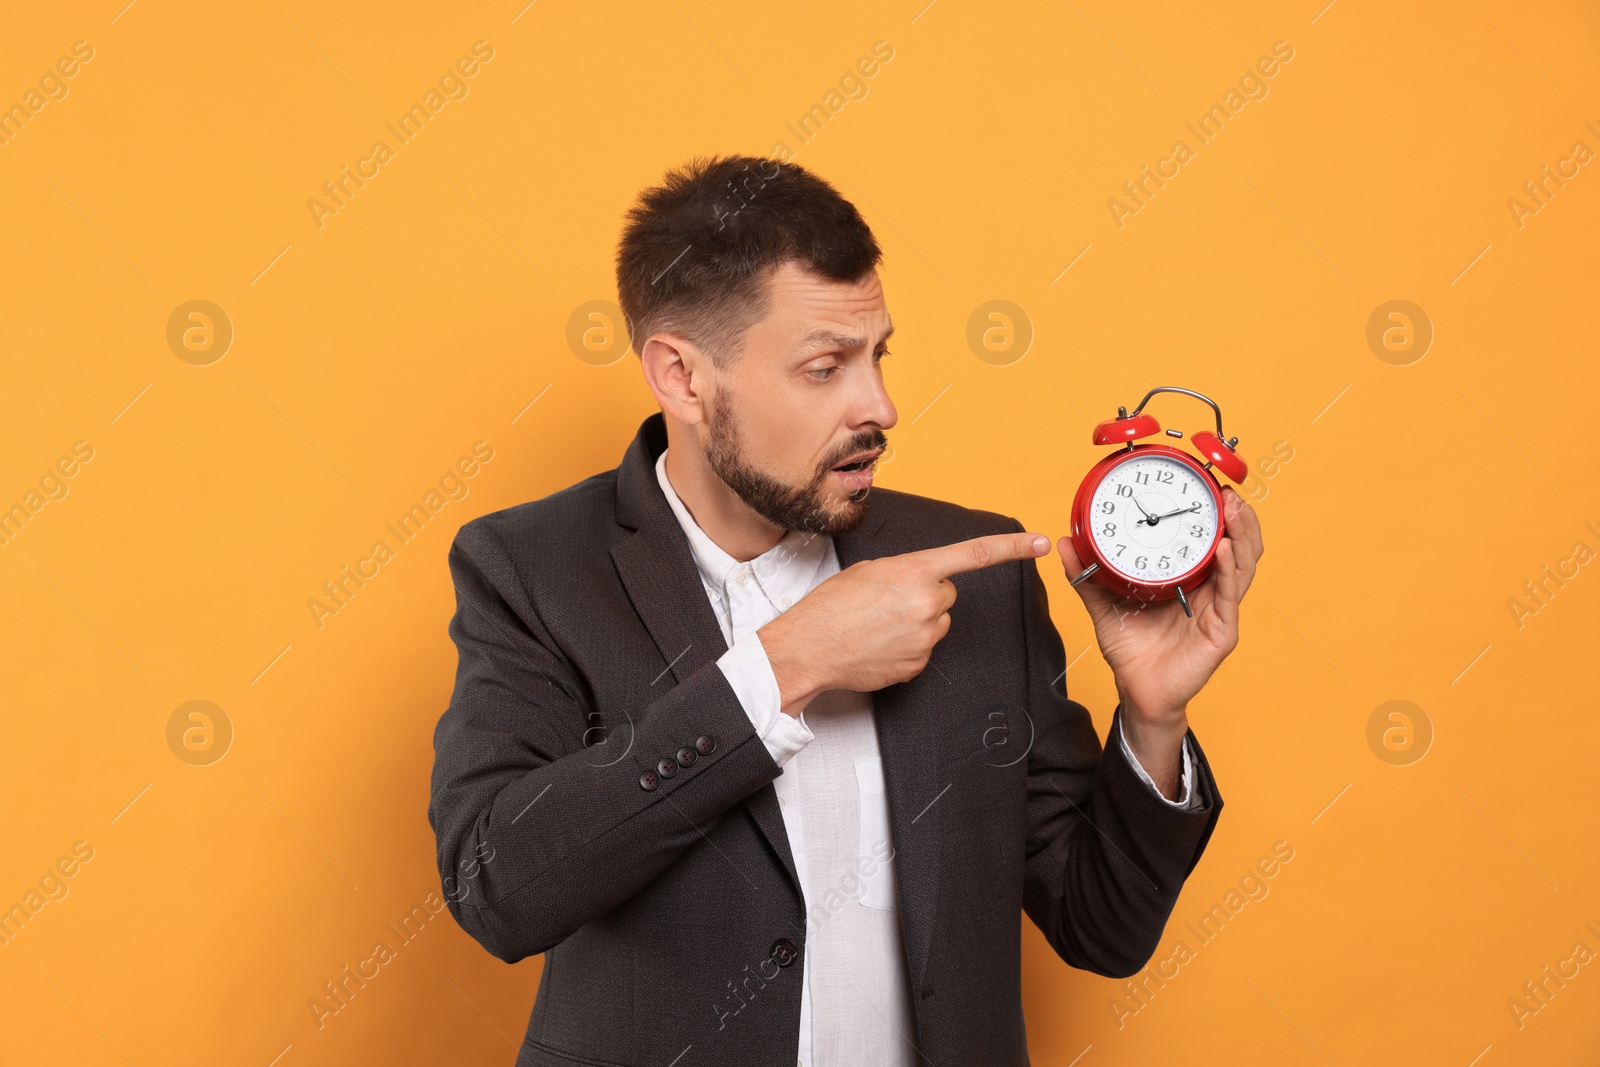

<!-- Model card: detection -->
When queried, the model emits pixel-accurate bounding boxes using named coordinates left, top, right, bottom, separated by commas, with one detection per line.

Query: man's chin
left=811, top=490, right=871, bottom=535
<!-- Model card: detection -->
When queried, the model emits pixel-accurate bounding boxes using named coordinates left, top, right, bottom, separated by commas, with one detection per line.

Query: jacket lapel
left=609, top=413, right=805, bottom=897
left=609, top=412, right=946, bottom=994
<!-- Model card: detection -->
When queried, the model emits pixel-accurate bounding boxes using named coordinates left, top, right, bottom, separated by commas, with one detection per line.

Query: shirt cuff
left=1117, top=714, right=1201, bottom=810
left=716, top=630, right=814, bottom=768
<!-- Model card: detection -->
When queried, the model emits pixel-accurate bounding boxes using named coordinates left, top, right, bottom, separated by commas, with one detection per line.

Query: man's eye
left=875, top=348, right=891, bottom=361
left=807, top=367, right=839, bottom=382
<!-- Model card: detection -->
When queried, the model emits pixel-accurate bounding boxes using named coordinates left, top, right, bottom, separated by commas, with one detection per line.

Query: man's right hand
left=757, top=531, right=1052, bottom=717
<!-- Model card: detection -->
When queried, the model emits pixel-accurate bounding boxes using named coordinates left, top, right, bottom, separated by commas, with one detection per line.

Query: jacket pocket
left=853, top=756, right=898, bottom=911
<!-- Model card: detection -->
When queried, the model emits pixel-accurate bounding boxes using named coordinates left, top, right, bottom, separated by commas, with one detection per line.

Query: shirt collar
left=654, top=447, right=830, bottom=609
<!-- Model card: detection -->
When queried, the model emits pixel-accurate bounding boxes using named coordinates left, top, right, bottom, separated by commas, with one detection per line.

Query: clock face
left=1087, top=453, right=1219, bottom=584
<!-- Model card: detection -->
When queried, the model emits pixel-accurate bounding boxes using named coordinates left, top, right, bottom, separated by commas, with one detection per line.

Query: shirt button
left=736, top=570, right=750, bottom=586
left=779, top=595, right=792, bottom=609
left=778, top=796, right=786, bottom=810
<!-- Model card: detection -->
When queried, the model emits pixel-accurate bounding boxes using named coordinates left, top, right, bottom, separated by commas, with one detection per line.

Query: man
left=429, top=154, right=1263, bottom=1066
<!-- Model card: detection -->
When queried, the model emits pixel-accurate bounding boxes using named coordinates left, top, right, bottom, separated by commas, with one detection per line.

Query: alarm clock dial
left=1088, top=454, right=1219, bottom=585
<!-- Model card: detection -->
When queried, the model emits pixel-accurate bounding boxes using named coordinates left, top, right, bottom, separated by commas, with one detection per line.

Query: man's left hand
left=1056, top=486, right=1264, bottom=793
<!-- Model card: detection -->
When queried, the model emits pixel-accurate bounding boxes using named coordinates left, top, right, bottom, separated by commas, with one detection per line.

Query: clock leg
left=1175, top=585, right=1193, bottom=618
left=1069, top=562, right=1100, bottom=587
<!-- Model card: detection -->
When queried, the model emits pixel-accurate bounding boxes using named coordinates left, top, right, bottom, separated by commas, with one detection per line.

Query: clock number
left=1135, top=472, right=1150, bottom=485
left=1114, top=544, right=1126, bottom=557
left=1190, top=524, right=1204, bottom=538
left=1157, top=470, right=1173, bottom=484
left=1178, top=544, right=1189, bottom=558
left=1102, top=522, right=1116, bottom=536
left=1099, top=501, right=1115, bottom=515
left=1135, top=555, right=1147, bottom=569
left=1158, top=555, right=1170, bottom=569
left=1116, top=484, right=1132, bottom=497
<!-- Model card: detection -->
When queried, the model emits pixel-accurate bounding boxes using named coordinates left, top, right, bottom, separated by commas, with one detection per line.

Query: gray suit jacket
left=428, top=411, right=1223, bottom=1066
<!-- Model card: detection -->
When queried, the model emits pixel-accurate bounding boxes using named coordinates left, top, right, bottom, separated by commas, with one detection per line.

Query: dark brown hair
left=615, top=154, right=882, bottom=367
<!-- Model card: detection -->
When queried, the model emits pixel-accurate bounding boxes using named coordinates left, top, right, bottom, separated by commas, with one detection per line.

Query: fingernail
left=1031, top=535, right=1049, bottom=553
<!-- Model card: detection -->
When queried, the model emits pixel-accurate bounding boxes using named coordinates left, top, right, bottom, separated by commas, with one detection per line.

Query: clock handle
left=1126, top=385, right=1248, bottom=482
left=1127, top=385, right=1235, bottom=447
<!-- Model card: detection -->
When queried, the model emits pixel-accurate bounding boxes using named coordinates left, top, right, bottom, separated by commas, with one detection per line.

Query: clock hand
left=1131, top=496, right=1157, bottom=524
left=1147, top=501, right=1203, bottom=524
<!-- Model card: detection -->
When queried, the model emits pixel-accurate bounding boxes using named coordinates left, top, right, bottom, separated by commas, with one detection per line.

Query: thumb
left=1057, top=536, right=1118, bottom=620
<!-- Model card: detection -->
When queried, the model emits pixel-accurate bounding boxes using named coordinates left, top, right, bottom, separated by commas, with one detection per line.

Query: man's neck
left=663, top=444, right=786, bottom=564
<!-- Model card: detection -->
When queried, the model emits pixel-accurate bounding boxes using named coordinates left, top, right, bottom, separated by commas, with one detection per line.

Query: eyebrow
left=794, top=323, right=895, bottom=356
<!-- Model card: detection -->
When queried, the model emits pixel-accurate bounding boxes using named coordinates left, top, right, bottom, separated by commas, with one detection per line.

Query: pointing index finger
left=909, top=532, right=1052, bottom=579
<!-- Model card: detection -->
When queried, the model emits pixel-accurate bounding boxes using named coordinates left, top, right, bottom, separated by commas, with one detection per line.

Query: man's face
left=701, top=261, right=898, bottom=536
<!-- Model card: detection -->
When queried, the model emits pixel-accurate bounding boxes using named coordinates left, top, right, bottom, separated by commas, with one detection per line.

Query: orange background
left=3, top=1, right=1598, bottom=1063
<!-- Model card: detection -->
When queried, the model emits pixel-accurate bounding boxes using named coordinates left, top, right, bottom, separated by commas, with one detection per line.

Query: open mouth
left=831, top=448, right=882, bottom=474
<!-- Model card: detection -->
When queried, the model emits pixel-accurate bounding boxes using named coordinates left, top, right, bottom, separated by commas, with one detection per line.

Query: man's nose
left=853, top=362, right=897, bottom=431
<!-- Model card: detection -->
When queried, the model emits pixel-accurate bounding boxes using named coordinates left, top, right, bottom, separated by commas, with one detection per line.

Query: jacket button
left=676, top=746, right=697, bottom=767
left=657, top=757, right=678, bottom=778
left=639, top=770, right=659, bottom=791
left=695, top=735, right=716, bottom=755
left=769, top=937, right=800, bottom=967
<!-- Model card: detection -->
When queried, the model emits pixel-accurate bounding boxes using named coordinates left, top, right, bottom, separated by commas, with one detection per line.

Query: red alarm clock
left=1069, top=386, right=1248, bottom=617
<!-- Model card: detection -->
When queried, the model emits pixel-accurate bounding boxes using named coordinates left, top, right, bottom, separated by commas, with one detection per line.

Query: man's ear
left=640, top=333, right=712, bottom=427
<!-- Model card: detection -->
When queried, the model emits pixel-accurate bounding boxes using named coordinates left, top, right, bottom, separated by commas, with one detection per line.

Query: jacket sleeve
left=428, top=519, right=784, bottom=964
left=1011, top=519, right=1224, bottom=979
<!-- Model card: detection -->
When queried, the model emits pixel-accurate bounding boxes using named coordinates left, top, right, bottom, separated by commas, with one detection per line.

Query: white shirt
left=654, top=449, right=1197, bottom=1065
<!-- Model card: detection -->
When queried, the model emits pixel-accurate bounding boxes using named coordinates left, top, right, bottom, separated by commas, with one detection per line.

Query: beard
left=704, top=393, right=886, bottom=536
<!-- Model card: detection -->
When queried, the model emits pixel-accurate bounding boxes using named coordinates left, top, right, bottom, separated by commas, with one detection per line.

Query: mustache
left=819, top=430, right=888, bottom=475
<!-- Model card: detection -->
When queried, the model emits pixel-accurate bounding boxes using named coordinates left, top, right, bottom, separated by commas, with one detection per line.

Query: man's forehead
left=763, top=263, right=891, bottom=345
